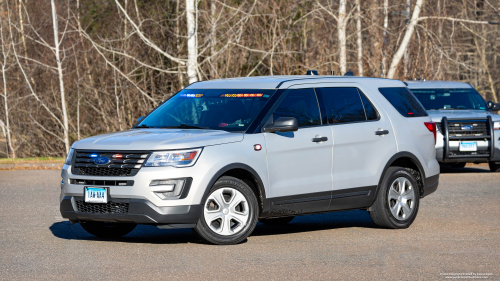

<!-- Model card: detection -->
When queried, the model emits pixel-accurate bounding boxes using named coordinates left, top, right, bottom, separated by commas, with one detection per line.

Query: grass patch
left=0, top=157, right=65, bottom=164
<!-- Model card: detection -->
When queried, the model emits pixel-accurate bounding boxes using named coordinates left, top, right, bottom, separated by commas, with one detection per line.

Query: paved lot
left=0, top=167, right=499, bottom=280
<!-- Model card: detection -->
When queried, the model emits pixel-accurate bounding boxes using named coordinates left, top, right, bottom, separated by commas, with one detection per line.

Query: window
left=410, top=88, right=487, bottom=110
left=273, top=88, right=321, bottom=127
left=359, top=91, right=379, bottom=120
left=378, top=87, right=428, bottom=117
left=316, top=87, right=366, bottom=123
left=138, top=89, right=275, bottom=132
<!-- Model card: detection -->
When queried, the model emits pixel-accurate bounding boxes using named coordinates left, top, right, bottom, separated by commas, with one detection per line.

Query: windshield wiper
left=162, top=124, right=209, bottom=130
left=439, top=108, right=469, bottom=110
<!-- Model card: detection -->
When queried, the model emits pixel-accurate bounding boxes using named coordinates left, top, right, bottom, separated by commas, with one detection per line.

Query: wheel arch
left=201, top=163, right=267, bottom=214
left=376, top=152, right=427, bottom=198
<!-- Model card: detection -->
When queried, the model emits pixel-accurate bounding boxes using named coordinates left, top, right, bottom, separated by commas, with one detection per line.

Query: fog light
left=151, top=179, right=186, bottom=199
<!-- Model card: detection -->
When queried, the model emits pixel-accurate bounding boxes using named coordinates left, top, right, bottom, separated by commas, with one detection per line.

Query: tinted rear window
left=378, top=87, right=428, bottom=117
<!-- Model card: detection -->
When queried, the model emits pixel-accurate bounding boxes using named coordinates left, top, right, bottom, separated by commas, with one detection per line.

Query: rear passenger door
left=315, top=85, right=398, bottom=210
left=264, top=86, right=333, bottom=215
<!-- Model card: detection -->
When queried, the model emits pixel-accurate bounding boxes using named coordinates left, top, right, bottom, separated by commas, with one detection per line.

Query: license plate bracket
left=459, top=142, right=477, bottom=152
left=84, top=187, right=108, bottom=203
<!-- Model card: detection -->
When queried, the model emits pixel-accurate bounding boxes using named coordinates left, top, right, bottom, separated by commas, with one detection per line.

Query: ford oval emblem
left=94, top=157, right=111, bottom=165
left=461, top=125, right=473, bottom=130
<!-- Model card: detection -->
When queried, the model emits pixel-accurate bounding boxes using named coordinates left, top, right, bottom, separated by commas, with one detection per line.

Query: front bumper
left=60, top=196, right=202, bottom=225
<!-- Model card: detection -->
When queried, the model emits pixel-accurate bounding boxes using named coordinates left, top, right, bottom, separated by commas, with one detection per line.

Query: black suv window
left=379, top=87, right=427, bottom=117
left=273, top=88, right=321, bottom=127
left=316, top=87, right=367, bottom=123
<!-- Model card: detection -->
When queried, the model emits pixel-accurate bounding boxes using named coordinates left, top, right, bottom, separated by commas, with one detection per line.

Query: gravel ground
left=0, top=167, right=499, bottom=280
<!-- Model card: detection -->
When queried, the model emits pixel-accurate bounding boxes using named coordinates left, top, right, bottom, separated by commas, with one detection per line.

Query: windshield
left=137, top=89, right=276, bottom=132
left=410, top=88, right=487, bottom=110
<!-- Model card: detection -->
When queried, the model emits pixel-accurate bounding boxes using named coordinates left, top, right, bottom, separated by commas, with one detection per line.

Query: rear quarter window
left=378, top=87, right=428, bottom=117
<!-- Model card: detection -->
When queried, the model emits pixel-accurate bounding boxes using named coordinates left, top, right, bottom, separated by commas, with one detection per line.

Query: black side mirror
left=137, top=116, right=145, bottom=123
left=487, top=101, right=500, bottom=111
left=263, top=117, right=299, bottom=133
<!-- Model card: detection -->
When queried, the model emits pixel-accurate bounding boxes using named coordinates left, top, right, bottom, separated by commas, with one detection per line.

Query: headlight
left=64, top=148, right=75, bottom=165
left=144, top=148, right=202, bottom=167
left=494, top=121, right=500, bottom=130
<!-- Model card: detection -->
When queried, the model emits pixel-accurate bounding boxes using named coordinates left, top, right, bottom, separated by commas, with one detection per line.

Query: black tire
left=194, top=176, right=259, bottom=245
left=450, top=162, right=466, bottom=168
left=80, top=221, right=136, bottom=238
left=259, top=216, right=294, bottom=225
left=489, top=162, right=500, bottom=172
left=369, top=167, right=420, bottom=229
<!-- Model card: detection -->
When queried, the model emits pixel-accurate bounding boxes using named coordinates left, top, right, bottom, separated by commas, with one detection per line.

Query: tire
left=259, top=216, right=294, bottom=226
left=80, top=221, right=136, bottom=238
left=194, top=176, right=259, bottom=245
left=450, top=162, right=466, bottom=168
left=369, top=167, right=420, bottom=229
left=489, top=162, right=500, bottom=172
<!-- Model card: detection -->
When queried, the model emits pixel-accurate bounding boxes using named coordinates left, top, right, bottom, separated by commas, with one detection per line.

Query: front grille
left=442, top=121, right=488, bottom=137
left=72, top=151, right=150, bottom=177
left=75, top=197, right=129, bottom=214
left=70, top=179, right=134, bottom=186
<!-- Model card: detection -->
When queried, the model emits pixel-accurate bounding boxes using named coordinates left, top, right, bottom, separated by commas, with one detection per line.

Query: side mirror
left=263, top=117, right=298, bottom=133
left=487, top=101, right=500, bottom=111
left=137, top=116, right=145, bottom=123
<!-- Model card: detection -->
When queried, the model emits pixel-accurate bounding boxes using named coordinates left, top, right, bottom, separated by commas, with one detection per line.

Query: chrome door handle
left=375, top=130, right=389, bottom=135
left=312, top=137, right=328, bottom=142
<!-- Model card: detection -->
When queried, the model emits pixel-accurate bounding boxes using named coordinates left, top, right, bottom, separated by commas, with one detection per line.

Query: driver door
left=263, top=85, right=333, bottom=215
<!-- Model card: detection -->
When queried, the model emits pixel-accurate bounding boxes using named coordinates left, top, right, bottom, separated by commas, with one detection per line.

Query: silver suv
left=407, top=81, right=500, bottom=172
left=60, top=75, right=440, bottom=245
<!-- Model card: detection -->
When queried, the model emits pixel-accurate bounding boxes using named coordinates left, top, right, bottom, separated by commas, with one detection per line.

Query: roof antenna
left=306, top=70, right=318, bottom=75
left=344, top=71, right=354, bottom=76
left=330, top=70, right=335, bottom=75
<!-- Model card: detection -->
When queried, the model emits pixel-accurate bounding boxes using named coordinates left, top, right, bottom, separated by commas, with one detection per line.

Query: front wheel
left=194, top=176, right=259, bottom=245
left=80, top=221, right=136, bottom=238
left=489, top=162, right=500, bottom=172
left=369, top=167, right=420, bottom=229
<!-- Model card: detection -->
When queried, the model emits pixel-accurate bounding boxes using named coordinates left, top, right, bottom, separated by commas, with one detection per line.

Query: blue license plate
left=84, top=187, right=108, bottom=203
left=459, top=142, right=477, bottom=152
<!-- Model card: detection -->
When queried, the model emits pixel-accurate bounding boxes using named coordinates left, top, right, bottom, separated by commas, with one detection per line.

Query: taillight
left=424, top=122, right=437, bottom=144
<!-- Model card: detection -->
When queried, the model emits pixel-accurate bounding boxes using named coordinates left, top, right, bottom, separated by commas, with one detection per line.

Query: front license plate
left=84, top=187, right=108, bottom=203
left=459, top=142, right=477, bottom=152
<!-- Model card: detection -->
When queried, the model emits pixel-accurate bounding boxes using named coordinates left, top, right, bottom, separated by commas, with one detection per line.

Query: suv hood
left=72, top=129, right=244, bottom=151
left=427, top=110, right=499, bottom=122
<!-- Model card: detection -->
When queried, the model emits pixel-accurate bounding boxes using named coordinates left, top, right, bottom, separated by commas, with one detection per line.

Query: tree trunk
left=403, top=0, right=411, bottom=78
left=186, top=0, right=198, bottom=84
left=381, top=0, right=388, bottom=77
left=338, top=0, right=347, bottom=75
left=387, top=0, right=425, bottom=79
left=51, top=0, right=70, bottom=153
left=356, top=0, right=363, bottom=76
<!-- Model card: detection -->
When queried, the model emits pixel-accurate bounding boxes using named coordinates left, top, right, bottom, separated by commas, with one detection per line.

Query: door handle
left=312, top=136, right=328, bottom=142
left=375, top=130, right=389, bottom=136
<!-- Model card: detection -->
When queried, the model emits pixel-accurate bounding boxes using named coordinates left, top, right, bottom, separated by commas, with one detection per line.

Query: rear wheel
left=489, top=162, right=500, bottom=172
left=194, top=176, right=259, bottom=245
left=80, top=221, right=136, bottom=238
left=259, top=216, right=294, bottom=225
left=369, top=167, right=420, bottom=229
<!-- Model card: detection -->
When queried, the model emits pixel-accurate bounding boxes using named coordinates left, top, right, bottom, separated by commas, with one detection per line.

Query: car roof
left=405, top=80, right=473, bottom=89
left=186, top=75, right=405, bottom=89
